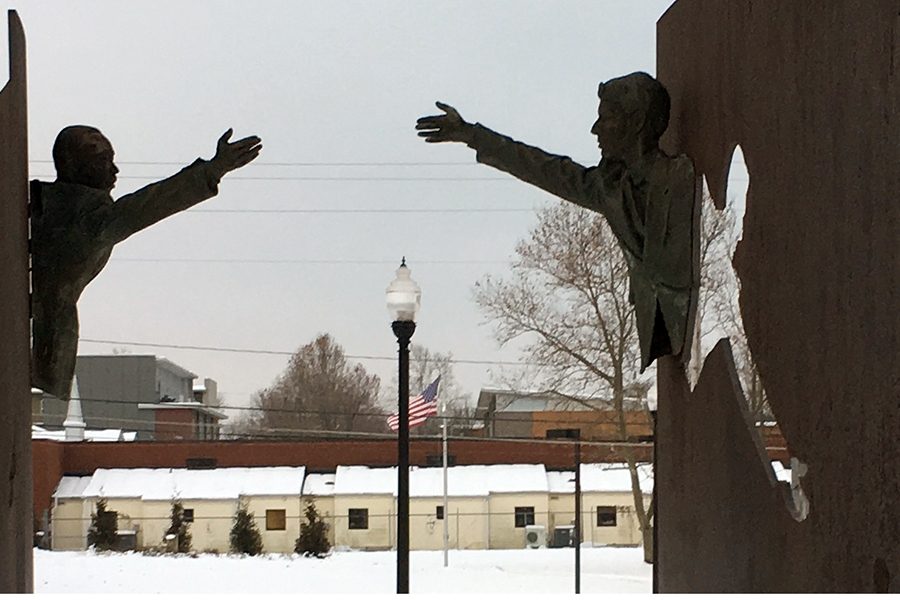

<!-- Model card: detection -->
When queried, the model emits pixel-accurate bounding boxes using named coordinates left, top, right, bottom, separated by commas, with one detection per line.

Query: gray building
left=41, top=355, right=203, bottom=441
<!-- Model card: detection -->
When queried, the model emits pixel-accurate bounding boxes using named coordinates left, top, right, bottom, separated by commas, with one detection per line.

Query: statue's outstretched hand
left=416, top=102, right=473, bottom=144
left=211, top=129, right=262, bottom=176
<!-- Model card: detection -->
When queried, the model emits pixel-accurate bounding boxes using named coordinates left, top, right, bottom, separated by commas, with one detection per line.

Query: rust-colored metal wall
left=0, top=10, right=30, bottom=593
left=656, top=0, right=899, bottom=592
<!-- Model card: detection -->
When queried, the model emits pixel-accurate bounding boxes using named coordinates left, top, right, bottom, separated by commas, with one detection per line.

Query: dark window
left=436, top=506, right=444, bottom=520
left=426, top=454, right=456, bottom=467
left=348, top=508, right=368, bottom=530
left=185, top=457, right=217, bottom=470
left=266, top=509, right=286, bottom=531
left=514, top=506, right=535, bottom=528
left=183, top=508, right=194, bottom=523
left=597, top=506, right=617, bottom=527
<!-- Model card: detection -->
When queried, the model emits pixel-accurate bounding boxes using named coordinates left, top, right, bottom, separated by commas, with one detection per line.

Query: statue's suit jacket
left=468, top=124, right=695, bottom=372
left=31, top=159, right=222, bottom=399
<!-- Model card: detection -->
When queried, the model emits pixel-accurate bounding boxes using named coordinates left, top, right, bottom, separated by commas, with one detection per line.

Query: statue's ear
left=597, top=82, right=606, bottom=98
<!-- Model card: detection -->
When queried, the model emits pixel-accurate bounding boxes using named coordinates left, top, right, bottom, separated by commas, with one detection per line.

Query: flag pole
left=442, top=396, right=449, bottom=567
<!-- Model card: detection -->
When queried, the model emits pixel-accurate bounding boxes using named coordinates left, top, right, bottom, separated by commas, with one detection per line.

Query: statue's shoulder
left=31, top=181, right=112, bottom=227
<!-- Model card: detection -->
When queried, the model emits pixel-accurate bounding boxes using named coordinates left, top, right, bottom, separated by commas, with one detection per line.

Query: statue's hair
left=52, top=125, right=103, bottom=175
left=597, top=72, right=670, bottom=142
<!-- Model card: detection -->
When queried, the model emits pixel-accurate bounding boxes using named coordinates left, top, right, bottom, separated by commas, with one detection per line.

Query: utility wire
left=78, top=338, right=543, bottom=366
left=52, top=394, right=650, bottom=429
left=185, top=208, right=535, bottom=214
left=31, top=174, right=512, bottom=182
left=29, top=159, right=477, bottom=167
left=108, top=258, right=510, bottom=265
left=36, top=410, right=655, bottom=449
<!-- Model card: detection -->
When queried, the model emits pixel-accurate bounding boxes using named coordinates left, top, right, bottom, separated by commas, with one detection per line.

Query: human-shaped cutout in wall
left=417, top=72, right=696, bottom=373
left=690, top=146, right=808, bottom=521
left=31, top=127, right=262, bottom=400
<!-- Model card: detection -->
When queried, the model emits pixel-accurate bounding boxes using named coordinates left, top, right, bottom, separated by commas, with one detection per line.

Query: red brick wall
left=31, top=441, right=65, bottom=525
left=152, top=408, right=196, bottom=441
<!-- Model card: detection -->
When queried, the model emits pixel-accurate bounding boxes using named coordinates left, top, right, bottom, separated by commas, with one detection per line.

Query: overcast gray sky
left=5, top=1, right=749, bottom=421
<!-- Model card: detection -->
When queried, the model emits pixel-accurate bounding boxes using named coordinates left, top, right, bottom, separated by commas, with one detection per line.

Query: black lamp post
left=386, top=258, right=420, bottom=594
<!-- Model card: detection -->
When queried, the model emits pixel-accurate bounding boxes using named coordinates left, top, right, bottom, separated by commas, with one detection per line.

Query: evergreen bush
left=294, top=500, right=331, bottom=558
left=164, top=500, right=192, bottom=553
left=229, top=501, right=263, bottom=555
left=87, top=498, right=118, bottom=551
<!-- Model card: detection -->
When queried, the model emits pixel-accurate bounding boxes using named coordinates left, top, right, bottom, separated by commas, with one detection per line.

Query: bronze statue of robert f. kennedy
left=417, top=72, right=695, bottom=372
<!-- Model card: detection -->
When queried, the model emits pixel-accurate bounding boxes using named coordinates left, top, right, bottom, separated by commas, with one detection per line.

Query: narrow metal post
left=574, top=435, right=581, bottom=595
left=546, top=428, right=581, bottom=594
left=392, top=320, right=415, bottom=594
left=442, top=401, right=449, bottom=567
left=651, top=408, right=658, bottom=594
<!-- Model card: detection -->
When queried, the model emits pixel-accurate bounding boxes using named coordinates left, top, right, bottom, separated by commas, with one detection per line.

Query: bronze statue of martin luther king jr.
left=31, top=127, right=261, bottom=400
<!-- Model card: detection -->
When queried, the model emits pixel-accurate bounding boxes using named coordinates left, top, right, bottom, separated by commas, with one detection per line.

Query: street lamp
left=386, top=257, right=420, bottom=594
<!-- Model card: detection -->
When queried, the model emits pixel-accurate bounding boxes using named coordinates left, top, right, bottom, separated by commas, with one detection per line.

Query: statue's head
left=52, top=125, right=119, bottom=192
left=591, top=72, right=670, bottom=161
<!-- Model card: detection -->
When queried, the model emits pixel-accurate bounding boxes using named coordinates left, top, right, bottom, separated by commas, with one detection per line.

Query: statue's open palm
left=212, top=129, right=262, bottom=175
left=416, top=102, right=471, bottom=144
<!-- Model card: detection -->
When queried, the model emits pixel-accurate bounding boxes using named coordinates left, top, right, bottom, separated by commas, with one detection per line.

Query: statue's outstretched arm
left=417, top=102, right=623, bottom=213
left=100, top=130, right=262, bottom=244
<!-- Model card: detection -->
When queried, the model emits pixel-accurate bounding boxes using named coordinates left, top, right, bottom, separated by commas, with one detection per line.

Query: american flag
left=387, top=376, right=440, bottom=431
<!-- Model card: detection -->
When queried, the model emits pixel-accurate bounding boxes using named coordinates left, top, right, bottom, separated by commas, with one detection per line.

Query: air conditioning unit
left=549, top=525, right=575, bottom=548
left=524, top=524, right=546, bottom=549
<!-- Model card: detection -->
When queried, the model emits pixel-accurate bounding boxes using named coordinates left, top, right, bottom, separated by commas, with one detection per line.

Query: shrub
left=229, top=501, right=263, bottom=555
left=165, top=500, right=192, bottom=553
left=294, top=500, right=331, bottom=558
left=87, top=498, right=118, bottom=551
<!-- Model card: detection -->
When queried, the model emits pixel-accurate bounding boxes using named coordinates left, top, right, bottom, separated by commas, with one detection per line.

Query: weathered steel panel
left=656, top=0, right=899, bottom=592
left=0, top=9, right=31, bottom=594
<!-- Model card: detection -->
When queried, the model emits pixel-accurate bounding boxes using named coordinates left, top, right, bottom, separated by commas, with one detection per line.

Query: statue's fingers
left=435, top=101, right=459, bottom=117
left=416, top=117, right=436, bottom=127
left=232, top=135, right=262, bottom=147
left=218, top=128, right=234, bottom=145
left=231, top=148, right=262, bottom=169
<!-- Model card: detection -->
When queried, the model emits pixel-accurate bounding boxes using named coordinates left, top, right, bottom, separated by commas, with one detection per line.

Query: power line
left=186, top=208, right=534, bottom=214
left=29, top=159, right=477, bottom=167
left=108, top=258, right=509, bottom=265
left=51, top=394, right=648, bottom=429
left=31, top=174, right=512, bottom=182
left=78, top=338, right=538, bottom=366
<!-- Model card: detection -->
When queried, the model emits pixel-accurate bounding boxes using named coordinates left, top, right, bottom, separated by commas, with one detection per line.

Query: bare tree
left=692, top=193, right=770, bottom=422
left=473, top=202, right=654, bottom=559
left=382, top=344, right=474, bottom=436
left=248, top=334, right=385, bottom=438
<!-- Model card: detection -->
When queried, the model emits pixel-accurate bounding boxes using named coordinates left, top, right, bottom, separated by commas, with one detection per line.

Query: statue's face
left=70, top=131, right=119, bottom=192
left=590, top=98, right=634, bottom=161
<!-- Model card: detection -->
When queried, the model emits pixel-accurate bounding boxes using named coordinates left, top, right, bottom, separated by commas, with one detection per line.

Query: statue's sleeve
left=467, top=123, right=624, bottom=213
left=97, top=159, right=222, bottom=245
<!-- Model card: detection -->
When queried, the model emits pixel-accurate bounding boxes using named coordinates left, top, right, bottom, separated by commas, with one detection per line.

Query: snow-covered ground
left=34, top=547, right=651, bottom=594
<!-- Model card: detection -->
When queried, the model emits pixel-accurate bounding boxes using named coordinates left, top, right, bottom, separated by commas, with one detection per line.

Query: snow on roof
left=412, top=464, right=549, bottom=497
left=333, top=466, right=397, bottom=495
left=302, top=473, right=336, bottom=496
left=771, top=461, right=791, bottom=483
left=53, top=476, right=92, bottom=499
left=548, top=464, right=654, bottom=494
left=334, top=464, right=549, bottom=497
left=32, top=427, right=135, bottom=442
left=78, top=467, right=306, bottom=501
